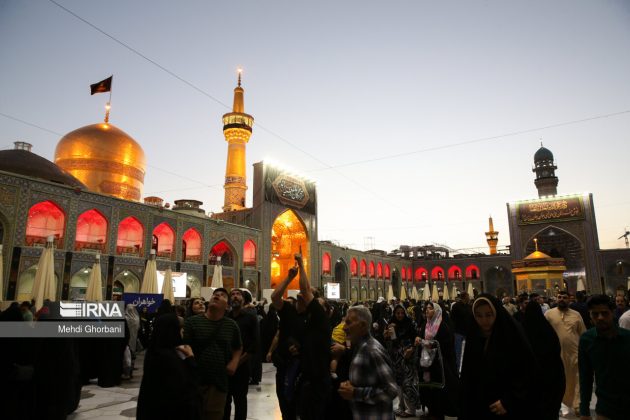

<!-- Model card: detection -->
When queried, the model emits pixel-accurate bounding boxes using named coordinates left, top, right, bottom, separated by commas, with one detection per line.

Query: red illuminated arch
left=75, top=209, right=107, bottom=252
left=401, top=268, right=407, bottom=281
left=152, top=222, right=175, bottom=258
left=406, top=267, right=412, bottom=282
left=448, top=265, right=462, bottom=280
left=210, top=240, right=235, bottom=267
left=182, top=228, right=202, bottom=262
left=26, top=200, right=66, bottom=246
left=243, top=240, right=256, bottom=267
left=431, top=266, right=445, bottom=281
left=322, top=252, right=331, bottom=274
left=360, top=260, right=367, bottom=277
left=377, top=262, right=383, bottom=278
left=415, top=267, right=428, bottom=281
left=117, top=217, right=144, bottom=255
left=350, top=258, right=358, bottom=276
left=466, top=264, right=480, bottom=279
left=369, top=261, right=375, bottom=278
left=384, top=264, right=391, bottom=279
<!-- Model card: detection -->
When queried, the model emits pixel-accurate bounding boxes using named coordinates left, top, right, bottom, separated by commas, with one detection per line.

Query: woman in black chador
left=459, top=294, right=541, bottom=420
left=385, top=304, right=419, bottom=417
left=522, top=300, right=565, bottom=420
left=137, top=313, right=200, bottom=420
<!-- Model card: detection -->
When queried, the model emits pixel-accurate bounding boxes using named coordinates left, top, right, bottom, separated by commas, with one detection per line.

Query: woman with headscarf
left=137, top=313, right=201, bottom=420
left=385, top=304, right=419, bottom=417
left=186, top=297, right=206, bottom=318
left=522, top=300, right=565, bottom=420
left=460, top=294, right=541, bottom=420
left=416, top=301, right=459, bottom=419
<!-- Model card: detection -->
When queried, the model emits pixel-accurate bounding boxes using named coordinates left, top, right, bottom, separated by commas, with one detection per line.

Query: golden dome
left=54, top=123, right=146, bottom=201
left=524, top=250, right=552, bottom=260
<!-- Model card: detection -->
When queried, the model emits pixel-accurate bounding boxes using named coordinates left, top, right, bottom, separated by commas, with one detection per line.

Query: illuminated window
left=351, top=258, right=358, bottom=276
left=210, top=241, right=234, bottom=267
left=360, top=260, right=367, bottom=277
left=152, top=223, right=175, bottom=259
left=431, top=266, right=445, bottom=281
left=407, top=267, right=412, bottom=281
left=369, top=261, right=375, bottom=278
left=75, top=209, right=107, bottom=252
left=377, top=262, right=383, bottom=278
left=466, top=264, right=480, bottom=280
left=243, top=240, right=257, bottom=267
left=322, top=253, right=331, bottom=274
left=182, top=228, right=202, bottom=262
left=384, top=264, right=391, bottom=279
left=402, top=269, right=406, bottom=280
left=448, top=265, right=462, bottom=280
left=415, top=267, right=428, bottom=281
left=117, top=217, right=144, bottom=256
left=26, top=200, right=65, bottom=247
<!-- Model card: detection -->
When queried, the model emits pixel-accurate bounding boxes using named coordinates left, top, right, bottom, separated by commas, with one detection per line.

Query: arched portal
left=182, top=228, right=202, bottom=263
left=69, top=267, right=92, bottom=300
left=75, top=209, right=108, bottom=253
left=334, top=258, right=348, bottom=299
left=152, top=222, right=175, bottom=259
left=113, top=270, right=140, bottom=295
left=16, top=265, right=60, bottom=303
left=26, top=200, right=65, bottom=247
left=270, top=209, right=309, bottom=292
left=117, top=217, right=144, bottom=256
left=391, top=269, right=401, bottom=298
left=243, top=240, right=257, bottom=267
left=526, top=226, right=585, bottom=291
left=209, top=241, right=236, bottom=290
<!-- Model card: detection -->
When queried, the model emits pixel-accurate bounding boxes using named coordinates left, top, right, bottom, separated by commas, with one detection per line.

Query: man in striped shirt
left=339, top=305, right=399, bottom=420
left=184, top=287, right=242, bottom=420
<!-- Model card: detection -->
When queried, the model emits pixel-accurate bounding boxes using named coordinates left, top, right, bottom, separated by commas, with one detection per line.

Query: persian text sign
left=517, top=196, right=584, bottom=225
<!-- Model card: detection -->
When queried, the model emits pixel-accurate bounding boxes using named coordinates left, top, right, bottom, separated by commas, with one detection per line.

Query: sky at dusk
left=1, top=0, right=630, bottom=253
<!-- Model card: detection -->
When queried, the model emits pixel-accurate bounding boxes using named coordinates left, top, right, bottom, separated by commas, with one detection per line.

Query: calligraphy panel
left=517, top=196, right=585, bottom=225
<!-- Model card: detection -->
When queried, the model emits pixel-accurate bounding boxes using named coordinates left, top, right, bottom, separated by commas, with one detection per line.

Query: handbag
left=420, top=346, right=437, bottom=368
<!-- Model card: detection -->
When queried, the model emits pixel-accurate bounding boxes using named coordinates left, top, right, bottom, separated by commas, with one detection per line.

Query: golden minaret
left=485, top=216, right=499, bottom=255
left=221, top=69, right=254, bottom=211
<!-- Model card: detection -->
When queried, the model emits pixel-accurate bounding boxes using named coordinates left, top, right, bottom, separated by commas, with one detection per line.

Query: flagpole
left=104, top=77, right=113, bottom=123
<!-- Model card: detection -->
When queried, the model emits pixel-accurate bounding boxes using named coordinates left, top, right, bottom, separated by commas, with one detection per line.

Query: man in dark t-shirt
left=184, top=288, right=241, bottom=420
left=272, top=255, right=331, bottom=420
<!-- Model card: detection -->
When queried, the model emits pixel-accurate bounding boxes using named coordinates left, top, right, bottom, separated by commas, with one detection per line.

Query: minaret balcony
left=222, top=112, right=254, bottom=132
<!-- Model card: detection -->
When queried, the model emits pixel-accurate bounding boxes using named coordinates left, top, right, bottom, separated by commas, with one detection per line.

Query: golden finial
left=104, top=102, right=111, bottom=123
left=534, top=238, right=539, bottom=252
left=237, top=68, right=242, bottom=87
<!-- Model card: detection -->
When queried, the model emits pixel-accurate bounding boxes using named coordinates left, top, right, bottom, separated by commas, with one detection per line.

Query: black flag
left=90, top=76, right=112, bottom=95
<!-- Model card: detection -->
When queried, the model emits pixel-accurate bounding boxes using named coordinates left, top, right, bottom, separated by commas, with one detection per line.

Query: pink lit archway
left=26, top=200, right=65, bottom=246
left=415, top=267, right=428, bottom=281
left=465, top=264, right=480, bottom=279
left=360, top=260, right=367, bottom=277
left=243, top=240, right=256, bottom=267
left=350, top=258, right=358, bottom=276
left=322, top=252, right=331, bottom=274
left=182, top=228, right=202, bottom=262
left=448, top=265, right=462, bottom=280
left=377, top=262, right=383, bottom=278
left=369, top=261, right=375, bottom=278
left=117, top=217, right=143, bottom=255
left=75, top=209, right=107, bottom=252
left=152, top=222, right=175, bottom=258
left=384, top=264, right=391, bottom=279
left=431, top=266, right=445, bottom=281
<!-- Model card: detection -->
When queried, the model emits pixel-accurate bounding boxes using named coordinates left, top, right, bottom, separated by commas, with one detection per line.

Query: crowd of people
left=1, top=256, right=630, bottom=420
